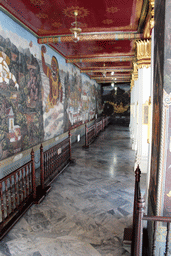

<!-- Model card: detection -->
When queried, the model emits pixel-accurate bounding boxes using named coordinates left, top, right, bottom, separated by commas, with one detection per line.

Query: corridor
left=0, top=125, right=146, bottom=256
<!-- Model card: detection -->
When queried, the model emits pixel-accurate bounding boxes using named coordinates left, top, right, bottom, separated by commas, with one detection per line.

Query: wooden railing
left=0, top=149, right=36, bottom=240
left=0, top=131, right=73, bottom=239
left=96, top=120, right=103, bottom=136
left=83, top=117, right=110, bottom=148
left=124, top=165, right=171, bottom=256
left=40, top=132, right=71, bottom=189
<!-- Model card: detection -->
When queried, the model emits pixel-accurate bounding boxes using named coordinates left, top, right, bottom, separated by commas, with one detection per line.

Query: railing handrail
left=143, top=215, right=171, bottom=222
left=0, top=160, right=32, bottom=182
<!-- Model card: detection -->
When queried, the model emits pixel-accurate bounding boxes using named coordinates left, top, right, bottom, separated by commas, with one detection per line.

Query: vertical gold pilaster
left=131, top=62, right=138, bottom=90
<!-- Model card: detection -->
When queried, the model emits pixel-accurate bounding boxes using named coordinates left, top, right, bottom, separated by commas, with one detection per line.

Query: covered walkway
left=0, top=125, right=146, bottom=256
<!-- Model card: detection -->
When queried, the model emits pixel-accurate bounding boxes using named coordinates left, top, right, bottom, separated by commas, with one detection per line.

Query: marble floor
left=0, top=125, right=146, bottom=256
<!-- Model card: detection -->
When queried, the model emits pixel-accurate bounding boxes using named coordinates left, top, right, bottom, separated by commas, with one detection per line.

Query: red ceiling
left=1, top=0, right=145, bottom=84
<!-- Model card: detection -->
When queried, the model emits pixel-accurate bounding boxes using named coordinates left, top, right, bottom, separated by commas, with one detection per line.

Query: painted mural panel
left=40, top=45, right=64, bottom=140
left=0, top=11, right=102, bottom=161
left=0, top=12, right=44, bottom=160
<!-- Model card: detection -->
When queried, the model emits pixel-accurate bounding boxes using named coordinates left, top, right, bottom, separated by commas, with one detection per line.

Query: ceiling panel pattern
left=1, top=0, right=148, bottom=84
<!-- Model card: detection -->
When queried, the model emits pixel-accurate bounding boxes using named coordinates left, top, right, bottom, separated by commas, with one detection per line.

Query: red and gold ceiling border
left=81, top=68, right=132, bottom=73
left=37, top=32, right=142, bottom=44
left=90, top=75, right=131, bottom=80
left=66, top=56, right=135, bottom=63
left=95, top=78, right=130, bottom=83
left=67, top=52, right=134, bottom=59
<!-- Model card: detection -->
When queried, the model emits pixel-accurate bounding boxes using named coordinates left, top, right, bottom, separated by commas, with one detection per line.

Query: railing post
left=40, top=144, right=44, bottom=190
left=68, top=130, right=72, bottom=161
left=95, top=120, right=97, bottom=136
left=131, top=165, right=141, bottom=255
left=134, top=195, right=145, bottom=256
left=85, top=123, right=88, bottom=147
left=102, top=117, right=105, bottom=131
left=31, top=149, right=36, bottom=200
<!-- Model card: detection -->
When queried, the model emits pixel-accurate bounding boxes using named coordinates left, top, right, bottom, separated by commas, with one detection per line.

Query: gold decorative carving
left=136, top=40, right=151, bottom=68
left=150, top=0, right=155, bottom=30
left=143, top=0, right=155, bottom=38
left=131, top=62, right=138, bottom=90
left=63, top=6, right=89, bottom=18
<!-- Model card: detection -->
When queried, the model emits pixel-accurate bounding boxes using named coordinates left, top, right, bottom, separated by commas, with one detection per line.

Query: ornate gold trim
left=66, top=56, right=134, bottom=63
left=37, top=32, right=142, bottom=43
left=81, top=68, right=132, bottom=73
left=143, top=0, right=155, bottom=38
left=130, top=62, right=138, bottom=90
left=136, top=40, right=151, bottom=68
left=150, top=0, right=155, bottom=30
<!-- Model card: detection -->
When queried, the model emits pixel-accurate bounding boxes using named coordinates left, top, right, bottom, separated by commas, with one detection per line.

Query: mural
left=0, top=35, right=44, bottom=160
left=0, top=11, right=102, bottom=160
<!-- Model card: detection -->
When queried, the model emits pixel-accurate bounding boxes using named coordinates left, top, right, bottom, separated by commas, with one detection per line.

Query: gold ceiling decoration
left=88, top=46, right=103, bottom=52
left=106, top=7, right=120, bottom=14
left=52, top=22, right=62, bottom=28
left=136, top=39, right=151, bottom=68
left=30, top=0, right=44, bottom=6
left=63, top=6, right=89, bottom=18
left=102, top=19, right=113, bottom=25
left=36, top=13, right=48, bottom=19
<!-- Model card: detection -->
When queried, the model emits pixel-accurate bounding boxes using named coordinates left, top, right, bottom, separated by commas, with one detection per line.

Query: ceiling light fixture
left=70, top=10, right=82, bottom=43
left=102, top=63, right=106, bottom=77
left=111, top=82, right=114, bottom=87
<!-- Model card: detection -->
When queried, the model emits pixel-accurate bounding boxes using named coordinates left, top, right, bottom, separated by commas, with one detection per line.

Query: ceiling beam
left=92, top=76, right=131, bottom=80
left=96, top=79, right=130, bottom=83
left=38, top=32, right=142, bottom=44
left=90, top=73, right=131, bottom=77
left=66, top=56, right=134, bottom=63
left=81, top=68, right=132, bottom=73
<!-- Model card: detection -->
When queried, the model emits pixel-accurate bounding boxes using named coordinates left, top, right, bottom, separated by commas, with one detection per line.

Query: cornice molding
left=81, top=68, right=132, bottom=73
left=66, top=56, right=134, bottom=63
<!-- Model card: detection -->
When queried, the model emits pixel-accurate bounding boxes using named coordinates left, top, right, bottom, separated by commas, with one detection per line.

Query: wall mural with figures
left=0, top=11, right=102, bottom=161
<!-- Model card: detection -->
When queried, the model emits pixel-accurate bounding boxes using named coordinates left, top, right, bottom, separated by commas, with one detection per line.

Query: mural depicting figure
left=41, top=45, right=62, bottom=111
left=0, top=51, right=19, bottom=90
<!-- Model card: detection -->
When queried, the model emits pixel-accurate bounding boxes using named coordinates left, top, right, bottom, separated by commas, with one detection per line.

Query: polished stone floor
left=0, top=125, right=146, bottom=256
